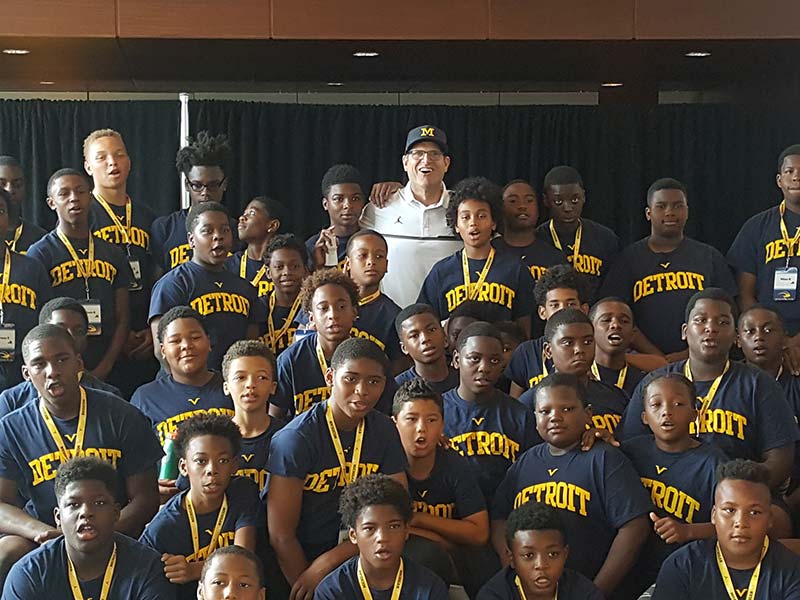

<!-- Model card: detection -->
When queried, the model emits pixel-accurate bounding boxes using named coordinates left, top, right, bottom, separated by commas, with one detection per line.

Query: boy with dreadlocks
left=152, top=131, right=239, bottom=272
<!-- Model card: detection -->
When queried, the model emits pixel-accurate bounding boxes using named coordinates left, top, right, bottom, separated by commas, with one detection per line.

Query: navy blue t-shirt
left=150, top=209, right=240, bottom=272
left=0, top=376, right=123, bottom=417
left=395, top=365, right=459, bottom=396
left=261, top=292, right=302, bottom=356
left=519, top=378, right=628, bottom=435
left=304, top=231, right=351, bottom=270
left=728, top=204, right=800, bottom=335
left=492, top=441, right=651, bottom=579
left=224, top=250, right=273, bottom=298
left=4, top=220, right=48, bottom=255
left=0, top=387, right=162, bottom=525
left=477, top=565, right=604, bottom=600
left=618, top=360, right=799, bottom=462
left=536, top=218, right=620, bottom=301
left=353, top=293, right=402, bottom=361
left=139, top=476, right=261, bottom=600
left=653, top=538, right=800, bottom=600
left=90, top=196, right=156, bottom=330
left=442, top=388, right=539, bottom=502
left=131, top=372, right=234, bottom=446
left=0, top=251, right=51, bottom=387
left=314, top=556, right=449, bottom=600
left=600, top=237, right=737, bottom=354
left=267, top=402, right=407, bottom=560
left=776, top=368, right=800, bottom=489
left=240, top=416, right=285, bottom=494
left=149, top=261, right=265, bottom=371
left=505, top=336, right=552, bottom=391
left=418, top=250, right=535, bottom=323
left=2, top=533, right=173, bottom=600
left=594, top=363, right=646, bottom=400
left=408, top=446, right=486, bottom=520
left=622, top=435, right=726, bottom=571
left=27, top=230, right=132, bottom=370
left=272, top=333, right=395, bottom=417
left=492, top=236, right=566, bottom=283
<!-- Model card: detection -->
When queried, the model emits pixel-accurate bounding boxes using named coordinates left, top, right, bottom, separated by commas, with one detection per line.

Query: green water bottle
left=159, top=433, right=179, bottom=480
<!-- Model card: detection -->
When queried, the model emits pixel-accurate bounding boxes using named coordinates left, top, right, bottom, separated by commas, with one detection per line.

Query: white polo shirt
left=360, top=182, right=463, bottom=307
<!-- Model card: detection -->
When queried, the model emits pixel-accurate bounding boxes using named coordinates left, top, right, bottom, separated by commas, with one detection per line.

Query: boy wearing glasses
left=151, top=131, right=240, bottom=272
left=360, top=125, right=463, bottom=307
left=536, top=165, right=620, bottom=301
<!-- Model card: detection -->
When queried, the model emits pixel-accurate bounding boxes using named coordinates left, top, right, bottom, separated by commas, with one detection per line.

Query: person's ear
left=223, top=381, right=230, bottom=396
left=681, top=323, right=688, bottom=341
left=160, top=343, right=167, bottom=361
left=442, top=156, right=451, bottom=173
left=54, top=506, right=61, bottom=529
left=645, top=206, right=652, bottom=222
left=543, top=342, right=552, bottom=360
left=84, top=160, right=93, bottom=177
left=322, top=197, right=329, bottom=212
left=178, top=457, right=189, bottom=477
left=343, top=257, right=351, bottom=276
left=710, top=504, right=717, bottom=526
left=777, top=172, right=783, bottom=190
left=580, top=303, right=589, bottom=315
left=399, top=340, right=409, bottom=356
left=452, top=348, right=460, bottom=365
left=187, top=231, right=195, bottom=249
left=641, top=411, right=648, bottom=426
left=325, top=367, right=334, bottom=387
left=268, top=218, right=280, bottom=234
left=348, top=527, right=358, bottom=545
left=269, top=379, right=277, bottom=395
left=537, top=305, right=547, bottom=321
left=21, top=364, right=30, bottom=382
left=46, top=196, right=57, bottom=211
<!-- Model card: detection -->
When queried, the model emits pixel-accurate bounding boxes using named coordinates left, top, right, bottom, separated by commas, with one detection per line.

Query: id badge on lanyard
left=0, top=323, right=15, bottom=362
left=774, top=255, right=798, bottom=302
left=80, top=300, right=103, bottom=336
left=128, top=257, right=143, bottom=291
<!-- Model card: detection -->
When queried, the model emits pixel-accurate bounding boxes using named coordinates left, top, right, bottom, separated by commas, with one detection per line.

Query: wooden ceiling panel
left=117, top=0, right=270, bottom=39
left=0, top=0, right=115, bottom=38
left=490, top=0, right=635, bottom=40
left=271, top=0, right=489, bottom=40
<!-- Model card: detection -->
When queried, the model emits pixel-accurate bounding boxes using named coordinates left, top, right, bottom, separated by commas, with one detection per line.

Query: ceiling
left=0, top=37, right=797, bottom=94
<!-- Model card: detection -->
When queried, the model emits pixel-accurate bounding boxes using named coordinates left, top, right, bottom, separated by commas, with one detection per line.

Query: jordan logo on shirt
left=472, top=418, right=484, bottom=426
left=395, top=216, right=403, bottom=224
left=655, top=465, right=668, bottom=474
left=660, top=262, right=670, bottom=269
left=548, top=468, right=558, bottom=476
left=242, top=454, right=254, bottom=462
left=187, top=397, right=200, bottom=405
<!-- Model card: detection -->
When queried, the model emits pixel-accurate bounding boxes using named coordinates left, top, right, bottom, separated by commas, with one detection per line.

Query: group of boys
left=0, top=126, right=799, bottom=600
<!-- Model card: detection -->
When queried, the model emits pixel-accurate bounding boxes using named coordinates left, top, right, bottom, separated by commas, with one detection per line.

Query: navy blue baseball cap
left=404, top=125, right=448, bottom=154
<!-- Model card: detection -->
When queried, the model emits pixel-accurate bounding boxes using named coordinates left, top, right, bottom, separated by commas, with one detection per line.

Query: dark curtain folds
left=1, top=98, right=799, bottom=254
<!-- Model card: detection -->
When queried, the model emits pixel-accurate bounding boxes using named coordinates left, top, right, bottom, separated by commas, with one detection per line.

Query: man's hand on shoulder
left=369, top=181, right=402, bottom=208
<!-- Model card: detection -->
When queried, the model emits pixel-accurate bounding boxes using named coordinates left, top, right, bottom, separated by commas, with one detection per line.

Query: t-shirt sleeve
left=272, top=352, right=295, bottom=411
left=490, top=463, right=518, bottom=520
left=506, top=345, right=531, bottom=388
left=601, top=447, right=652, bottom=528
left=754, top=376, right=799, bottom=453
left=140, top=553, right=176, bottom=600
left=511, top=264, right=535, bottom=320
left=0, top=420, right=22, bottom=483
left=117, top=405, right=164, bottom=476
left=376, top=378, right=397, bottom=416
left=31, top=260, right=53, bottom=308
left=428, top=574, right=451, bottom=600
left=148, top=275, right=185, bottom=321
left=378, top=422, right=409, bottom=475
left=597, top=251, right=633, bottom=302
left=248, top=288, right=267, bottom=324
left=710, top=247, right=739, bottom=298
left=450, top=454, right=487, bottom=517
left=726, top=219, right=759, bottom=276
left=267, top=428, right=313, bottom=479
left=109, top=245, right=133, bottom=290
left=617, top=378, right=649, bottom=440
left=651, top=550, right=691, bottom=600
left=517, top=389, right=535, bottom=413
left=2, top=558, right=40, bottom=599
left=312, top=571, right=342, bottom=600
left=233, top=479, right=263, bottom=530
left=417, top=267, right=445, bottom=320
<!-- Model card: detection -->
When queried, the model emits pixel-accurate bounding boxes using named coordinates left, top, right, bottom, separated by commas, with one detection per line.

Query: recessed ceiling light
left=352, top=51, right=379, bottom=58
left=327, top=82, right=344, bottom=87
left=601, top=82, right=624, bottom=88
left=685, top=51, right=712, bottom=58
left=2, top=49, right=30, bottom=55
left=39, top=81, right=55, bottom=85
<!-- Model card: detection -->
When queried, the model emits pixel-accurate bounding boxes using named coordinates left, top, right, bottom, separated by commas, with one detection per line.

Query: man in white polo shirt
left=361, top=125, right=463, bottom=307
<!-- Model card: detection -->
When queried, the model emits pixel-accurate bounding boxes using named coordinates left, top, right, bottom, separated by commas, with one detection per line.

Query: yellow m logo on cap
left=420, top=127, right=435, bottom=137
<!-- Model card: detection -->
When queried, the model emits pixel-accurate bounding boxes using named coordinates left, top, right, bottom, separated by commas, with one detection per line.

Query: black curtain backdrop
left=2, top=98, right=800, bottom=255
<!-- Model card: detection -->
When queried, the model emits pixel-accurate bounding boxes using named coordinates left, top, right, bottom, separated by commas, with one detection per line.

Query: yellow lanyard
left=67, top=542, right=117, bottom=600
left=359, top=290, right=381, bottom=306
left=514, top=575, right=557, bottom=600
left=94, top=193, right=132, bottom=247
left=185, top=493, right=228, bottom=559
left=590, top=361, right=627, bottom=389
left=316, top=339, right=330, bottom=378
left=779, top=200, right=800, bottom=259
left=325, top=402, right=365, bottom=486
left=239, top=252, right=267, bottom=286
left=683, top=360, right=730, bottom=429
left=0, top=248, right=12, bottom=322
left=461, top=248, right=495, bottom=301
left=549, top=219, right=582, bottom=263
left=267, top=293, right=302, bottom=352
left=39, top=386, right=87, bottom=463
left=716, top=537, right=768, bottom=600
left=5, top=223, right=22, bottom=252
left=357, top=558, right=403, bottom=600
left=57, top=229, right=95, bottom=298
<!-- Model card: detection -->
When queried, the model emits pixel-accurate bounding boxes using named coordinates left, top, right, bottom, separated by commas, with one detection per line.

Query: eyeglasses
left=187, top=177, right=226, bottom=193
left=406, top=149, right=444, bottom=161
